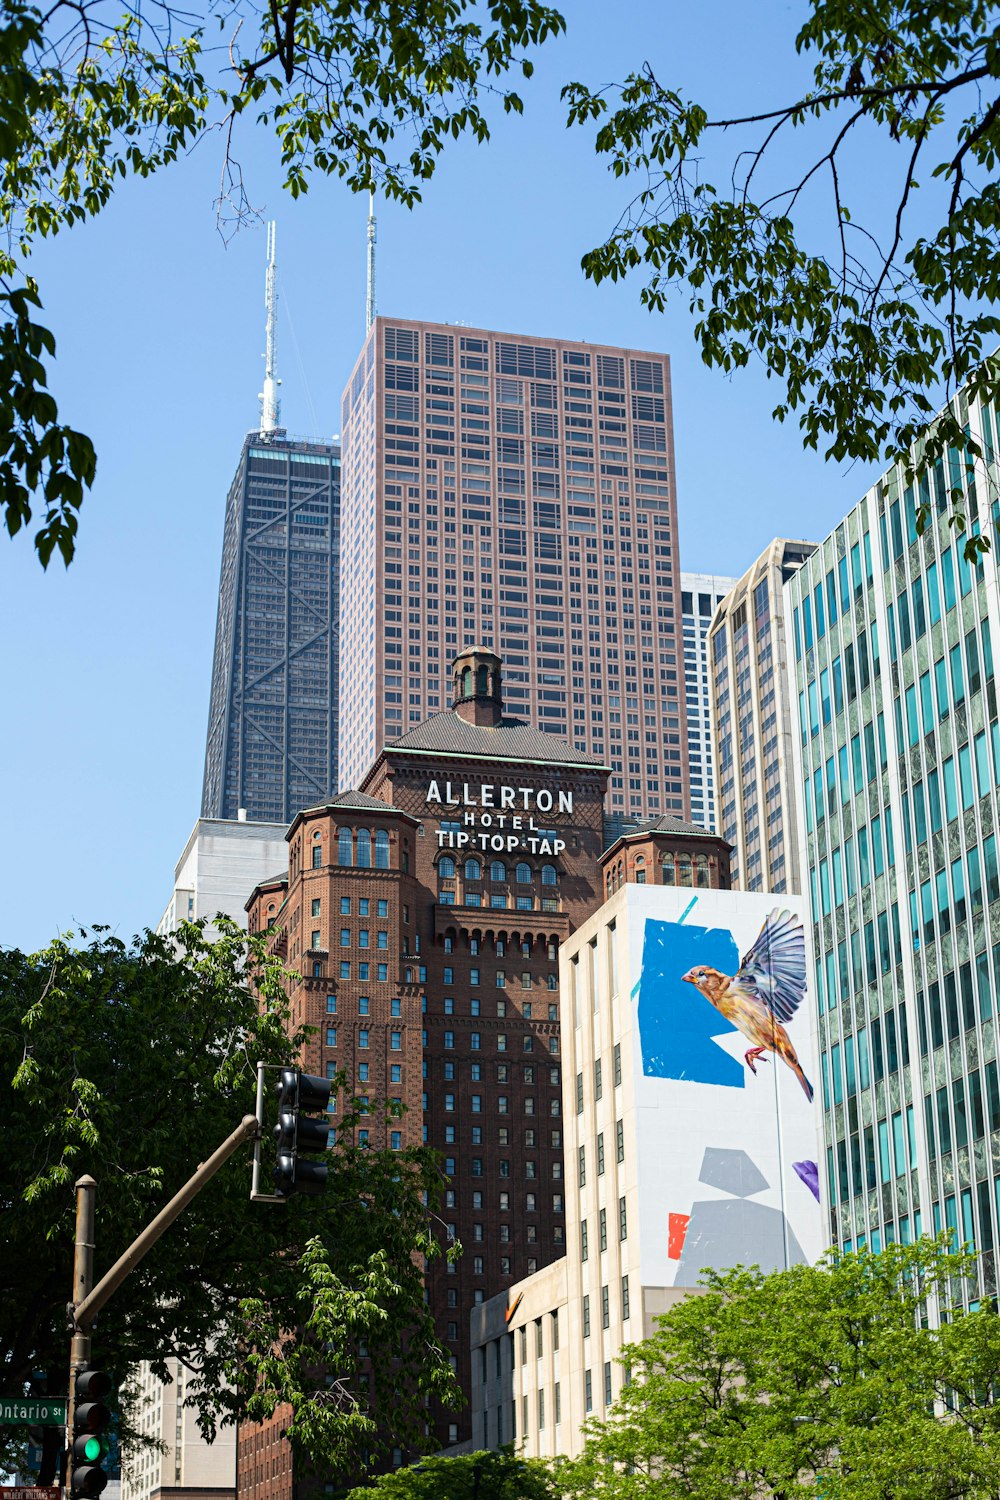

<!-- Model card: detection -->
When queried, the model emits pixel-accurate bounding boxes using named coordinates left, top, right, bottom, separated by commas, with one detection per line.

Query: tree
left=565, top=0, right=1000, bottom=552
left=0, top=919, right=459, bottom=1480
left=556, top=1238, right=1000, bottom=1499
left=343, top=1448, right=561, bottom=1499
left=1, top=0, right=565, bottom=566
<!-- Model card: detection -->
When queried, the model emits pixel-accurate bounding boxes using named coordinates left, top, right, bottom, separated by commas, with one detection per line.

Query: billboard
left=625, top=887, right=825, bottom=1287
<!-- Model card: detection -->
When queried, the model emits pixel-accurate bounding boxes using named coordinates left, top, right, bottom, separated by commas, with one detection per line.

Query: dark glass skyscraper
left=201, top=433, right=341, bottom=823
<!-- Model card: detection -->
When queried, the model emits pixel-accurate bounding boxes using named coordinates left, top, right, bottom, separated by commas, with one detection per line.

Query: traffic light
left=71, top=1369, right=112, bottom=1498
left=274, top=1067, right=332, bottom=1197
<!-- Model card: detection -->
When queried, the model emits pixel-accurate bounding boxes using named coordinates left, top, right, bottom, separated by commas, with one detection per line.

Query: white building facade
left=709, top=540, right=818, bottom=892
left=680, top=572, right=738, bottom=831
left=471, top=883, right=824, bottom=1459
left=157, top=817, right=289, bottom=937
left=121, top=1360, right=235, bottom=1500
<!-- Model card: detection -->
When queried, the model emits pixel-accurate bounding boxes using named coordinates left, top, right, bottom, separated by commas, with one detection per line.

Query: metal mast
left=366, top=190, right=377, bottom=332
left=259, top=220, right=281, bottom=436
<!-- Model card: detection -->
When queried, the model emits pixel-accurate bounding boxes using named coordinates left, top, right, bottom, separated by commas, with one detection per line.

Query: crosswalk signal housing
left=274, top=1067, right=331, bottom=1197
left=71, top=1369, right=112, bottom=1498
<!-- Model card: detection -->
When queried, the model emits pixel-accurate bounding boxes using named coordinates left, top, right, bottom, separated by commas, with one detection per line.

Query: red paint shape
left=667, top=1212, right=690, bottom=1259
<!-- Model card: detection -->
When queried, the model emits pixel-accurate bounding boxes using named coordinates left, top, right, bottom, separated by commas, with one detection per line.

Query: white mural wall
left=624, top=886, right=825, bottom=1287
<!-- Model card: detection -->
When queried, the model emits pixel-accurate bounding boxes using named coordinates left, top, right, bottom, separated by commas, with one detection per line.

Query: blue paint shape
left=636, top=919, right=745, bottom=1089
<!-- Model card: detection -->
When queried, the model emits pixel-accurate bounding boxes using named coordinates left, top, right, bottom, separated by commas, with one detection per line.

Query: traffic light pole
left=65, top=1115, right=259, bottom=1498
left=65, top=1176, right=97, bottom=1494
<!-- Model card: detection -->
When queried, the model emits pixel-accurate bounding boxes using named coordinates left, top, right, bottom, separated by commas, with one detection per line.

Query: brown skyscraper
left=241, top=649, right=609, bottom=1487
left=338, top=318, right=689, bottom=822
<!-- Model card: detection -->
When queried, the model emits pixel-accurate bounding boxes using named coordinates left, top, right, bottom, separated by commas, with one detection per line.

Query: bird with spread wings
left=682, top=908, right=814, bottom=1101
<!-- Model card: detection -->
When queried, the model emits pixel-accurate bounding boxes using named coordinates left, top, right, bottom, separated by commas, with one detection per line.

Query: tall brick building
left=337, top=318, right=689, bottom=823
left=242, top=648, right=609, bottom=1485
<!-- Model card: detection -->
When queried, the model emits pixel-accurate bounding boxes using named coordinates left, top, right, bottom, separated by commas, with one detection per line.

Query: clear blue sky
left=2, top=1, right=891, bottom=950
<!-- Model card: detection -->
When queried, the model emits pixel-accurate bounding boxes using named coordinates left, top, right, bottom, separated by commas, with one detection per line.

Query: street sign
left=0, top=1488, right=61, bottom=1500
left=0, top=1399, right=66, bottom=1425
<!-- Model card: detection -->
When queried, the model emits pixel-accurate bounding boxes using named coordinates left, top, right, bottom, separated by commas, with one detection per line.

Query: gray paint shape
left=698, top=1146, right=769, bottom=1198
left=674, top=1197, right=806, bottom=1280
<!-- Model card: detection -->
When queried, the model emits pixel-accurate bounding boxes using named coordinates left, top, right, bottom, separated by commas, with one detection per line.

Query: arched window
left=678, top=854, right=692, bottom=887
left=357, top=828, right=371, bottom=867
left=439, top=855, right=456, bottom=879
left=662, top=857, right=676, bottom=885
left=516, top=862, right=532, bottom=884
left=491, top=861, right=507, bottom=882
left=461, top=666, right=472, bottom=697
left=541, top=864, right=557, bottom=887
left=476, top=664, right=489, bottom=694
left=694, top=854, right=710, bottom=888
left=465, top=857, right=482, bottom=881
left=337, top=828, right=352, bottom=866
left=635, top=854, right=645, bottom=866
left=375, top=829, right=390, bottom=869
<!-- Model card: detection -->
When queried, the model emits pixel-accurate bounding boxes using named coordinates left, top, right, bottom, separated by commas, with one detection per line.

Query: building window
left=359, top=1029, right=369, bottom=1049
left=326, top=995, right=337, bottom=1013
left=622, top=1274, right=630, bottom=1320
left=585, top=1370, right=593, bottom=1414
left=614, top=1042, right=622, bottom=1086
left=340, top=962, right=350, bottom=980
left=583, top=1295, right=591, bottom=1338
left=602, top=1284, right=610, bottom=1329
left=616, top=1118, right=625, bottom=1163
left=517, top=862, right=532, bottom=883
left=581, top=1220, right=588, bottom=1262
left=619, top=1196, right=628, bottom=1240
left=391, top=1031, right=402, bottom=1050
left=326, top=1026, right=337, bottom=1046
left=541, top=864, right=557, bottom=886
left=597, top=1132, right=605, bottom=1175
left=311, top=898, right=321, bottom=918
left=312, top=843, right=323, bottom=868
left=375, top=829, right=390, bottom=868
left=340, top=929, right=351, bottom=947
left=337, top=828, right=352, bottom=865
left=340, top=897, right=351, bottom=914
left=604, top=1361, right=612, bottom=1406
left=599, top=1207, right=607, bottom=1251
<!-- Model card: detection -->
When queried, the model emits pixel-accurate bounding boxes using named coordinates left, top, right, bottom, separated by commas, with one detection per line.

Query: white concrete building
left=471, top=882, right=824, bottom=1459
left=121, top=1361, right=235, bottom=1500
left=157, top=817, right=288, bottom=938
left=709, top=540, right=818, bottom=892
left=680, top=572, right=738, bottom=832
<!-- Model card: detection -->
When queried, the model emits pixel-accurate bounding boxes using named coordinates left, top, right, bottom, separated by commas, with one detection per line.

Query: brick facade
left=238, top=650, right=609, bottom=1492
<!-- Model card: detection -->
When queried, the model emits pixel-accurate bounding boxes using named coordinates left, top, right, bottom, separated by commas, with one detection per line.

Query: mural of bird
left=681, top=909, right=814, bottom=1101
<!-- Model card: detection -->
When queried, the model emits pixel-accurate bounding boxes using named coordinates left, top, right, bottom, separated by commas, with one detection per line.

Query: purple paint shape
left=793, top=1160, right=820, bottom=1201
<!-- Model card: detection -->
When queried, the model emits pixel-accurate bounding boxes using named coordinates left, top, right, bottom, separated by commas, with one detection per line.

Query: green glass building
left=785, top=392, right=1000, bottom=1286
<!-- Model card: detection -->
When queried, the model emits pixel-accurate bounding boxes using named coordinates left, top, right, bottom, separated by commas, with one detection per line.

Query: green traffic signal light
left=72, top=1369, right=112, bottom=1499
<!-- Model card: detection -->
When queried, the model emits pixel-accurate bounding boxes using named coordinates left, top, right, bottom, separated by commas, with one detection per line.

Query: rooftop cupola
left=452, top=646, right=503, bottom=727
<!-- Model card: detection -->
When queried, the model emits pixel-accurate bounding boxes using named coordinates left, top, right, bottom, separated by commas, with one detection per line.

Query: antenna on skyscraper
left=366, top=190, right=377, bottom=333
left=259, top=220, right=282, bottom=438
